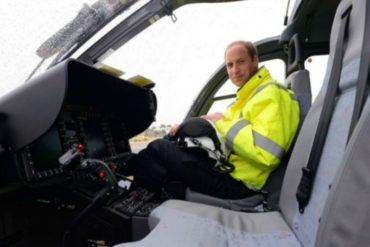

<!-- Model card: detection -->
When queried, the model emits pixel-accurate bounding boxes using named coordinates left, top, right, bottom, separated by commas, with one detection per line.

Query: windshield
left=102, top=0, right=294, bottom=127
left=0, top=0, right=145, bottom=97
left=1, top=0, right=296, bottom=123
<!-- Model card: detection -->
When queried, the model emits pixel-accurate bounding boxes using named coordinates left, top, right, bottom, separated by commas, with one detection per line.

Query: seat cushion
left=114, top=200, right=301, bottom=247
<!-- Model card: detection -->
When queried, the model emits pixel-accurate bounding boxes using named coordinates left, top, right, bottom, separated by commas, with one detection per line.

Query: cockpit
left=2, top=0, right=368, bottom=246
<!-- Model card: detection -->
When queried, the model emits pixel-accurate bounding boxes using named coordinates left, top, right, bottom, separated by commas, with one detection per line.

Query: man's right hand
left=201, top=112, right=225, bottom=123
left=169, top=124, right=179, bottom=136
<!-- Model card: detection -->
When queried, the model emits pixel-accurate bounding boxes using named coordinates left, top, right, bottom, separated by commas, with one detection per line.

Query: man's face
left=225, top=45, right=258, bottom=87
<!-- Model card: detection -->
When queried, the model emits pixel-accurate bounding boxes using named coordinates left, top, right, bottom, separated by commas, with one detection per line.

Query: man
left=132, top=40, right=300, bottom=199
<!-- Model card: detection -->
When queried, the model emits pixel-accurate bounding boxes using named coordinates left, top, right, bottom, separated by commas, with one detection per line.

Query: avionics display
left=81, top=119, right=107, bottom=158
left=29, top=126, right=63, bottom=172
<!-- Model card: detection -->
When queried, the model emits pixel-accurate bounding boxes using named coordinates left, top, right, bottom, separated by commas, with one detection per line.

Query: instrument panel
left=0, top=59, right=156, bottom=189
left=20, top=105, right=131, bottom=182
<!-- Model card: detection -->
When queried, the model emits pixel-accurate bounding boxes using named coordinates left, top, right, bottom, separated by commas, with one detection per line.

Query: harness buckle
left=296, top=167, right=314, bottom=213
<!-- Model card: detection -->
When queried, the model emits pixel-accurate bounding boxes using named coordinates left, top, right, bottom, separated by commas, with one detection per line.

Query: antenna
left=284, top=0, right=292, bottom=26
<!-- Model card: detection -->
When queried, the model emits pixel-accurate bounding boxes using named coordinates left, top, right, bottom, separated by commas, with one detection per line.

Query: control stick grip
left=58, top=144, right=84, bottom=167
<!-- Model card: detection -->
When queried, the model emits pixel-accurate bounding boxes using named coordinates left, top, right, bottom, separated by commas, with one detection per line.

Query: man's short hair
left=226, top=41, right=258, bottom=60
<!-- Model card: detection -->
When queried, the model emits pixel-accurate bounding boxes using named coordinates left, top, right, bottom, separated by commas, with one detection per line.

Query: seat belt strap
left=347, top=1, right=370, bottom=141
left=296, top=6, right=352, bottom=214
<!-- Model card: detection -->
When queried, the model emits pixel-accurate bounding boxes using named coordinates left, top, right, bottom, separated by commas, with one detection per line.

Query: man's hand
left=169, top=124, right=179, bottom=136
left=201, top=112, right=225, bottom=123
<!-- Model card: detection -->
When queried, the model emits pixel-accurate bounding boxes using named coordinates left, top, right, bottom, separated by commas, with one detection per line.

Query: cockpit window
left=0, top=0, right=145, bottom=97
left=1, top=0, right=296, bottom=128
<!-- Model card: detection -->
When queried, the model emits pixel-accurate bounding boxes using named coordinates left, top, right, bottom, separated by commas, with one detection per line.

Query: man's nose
left=232, top=65, right=240, bottom=75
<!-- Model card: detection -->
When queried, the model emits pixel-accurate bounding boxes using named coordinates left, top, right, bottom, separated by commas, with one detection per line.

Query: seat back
left=263, top=68, right=312, bottom=210
left=316, top=83, right=370, bottom=246
left=315, top=1, right=370, bottom=245
left=279, top=0, right=369, bottom=246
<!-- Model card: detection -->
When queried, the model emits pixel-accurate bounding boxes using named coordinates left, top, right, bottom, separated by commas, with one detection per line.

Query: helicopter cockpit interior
left=1, top=0, right=369, bottom=246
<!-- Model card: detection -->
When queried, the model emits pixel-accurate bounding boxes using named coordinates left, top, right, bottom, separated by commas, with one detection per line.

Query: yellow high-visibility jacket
left=215, top=66, right=300, bottom=190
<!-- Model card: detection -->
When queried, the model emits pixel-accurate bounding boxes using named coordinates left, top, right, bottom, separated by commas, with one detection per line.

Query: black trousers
left=133, top=139, right=257, bottom=199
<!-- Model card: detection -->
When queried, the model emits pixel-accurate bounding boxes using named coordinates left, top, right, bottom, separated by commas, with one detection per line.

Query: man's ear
left=253, top=55, right=259, bottom=69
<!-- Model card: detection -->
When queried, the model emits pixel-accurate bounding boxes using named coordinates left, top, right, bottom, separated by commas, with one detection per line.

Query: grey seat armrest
left=185, top=188, right=265, bottom=212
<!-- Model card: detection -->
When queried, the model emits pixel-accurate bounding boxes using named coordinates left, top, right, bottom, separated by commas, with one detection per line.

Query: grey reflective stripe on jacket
left=251, top=82, right=298, bottom=101
left=239, top=82, right=298, bottom=119
left=253, top=131, right=285, bottom=159
left=226, top=119, right=286, bottom=159
left=226, top=119, right=249, bottom=151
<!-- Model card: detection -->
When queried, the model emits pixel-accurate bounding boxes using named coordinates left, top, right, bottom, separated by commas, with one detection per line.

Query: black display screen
left=83, top=119, right=107, bottom=158
left=30, top=126, right=63, bottom=172
left=110, top=121, right=129, bottom=153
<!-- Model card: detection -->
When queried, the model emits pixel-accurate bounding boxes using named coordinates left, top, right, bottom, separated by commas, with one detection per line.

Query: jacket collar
left=236, top=66, right=273, bottom=100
